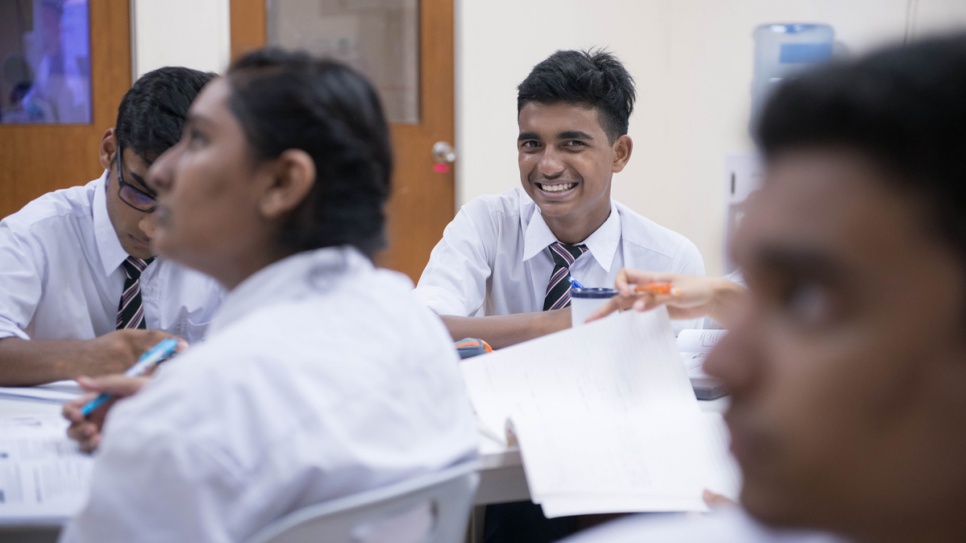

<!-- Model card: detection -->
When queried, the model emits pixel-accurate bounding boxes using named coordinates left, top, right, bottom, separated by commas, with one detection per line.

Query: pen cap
left=571, top=287, right=617, bottom=328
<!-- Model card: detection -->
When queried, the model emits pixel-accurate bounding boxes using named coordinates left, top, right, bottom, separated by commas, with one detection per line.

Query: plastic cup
left=570, top=287, right=618, bottom=327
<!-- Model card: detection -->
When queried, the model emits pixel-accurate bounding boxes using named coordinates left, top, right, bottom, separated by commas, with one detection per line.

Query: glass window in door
left=266, top=0, right=419, bottom=124
left=0, top=0, right=92, bottom=125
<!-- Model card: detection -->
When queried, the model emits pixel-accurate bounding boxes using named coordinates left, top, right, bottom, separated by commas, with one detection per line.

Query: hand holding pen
left=586, top=270, right=745, bottom=325
left=571, top=276, right=675, bottom=296
left=80, top=338, right=179, bottom=416
left=63, top=338, right=182, bottom=452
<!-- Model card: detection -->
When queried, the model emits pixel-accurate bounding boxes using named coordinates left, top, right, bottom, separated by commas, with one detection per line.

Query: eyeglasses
left=115, top=145, right=158, bottom=213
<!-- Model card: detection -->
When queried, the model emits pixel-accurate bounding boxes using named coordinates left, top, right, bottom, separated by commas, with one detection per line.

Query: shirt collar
left=522, top=200, right=621, bottom=273
left=580, top=202, right=621, bottom=272
left=522, top=207, right=559, bottom=262
left=93, top=170, right=130, bottom=275
left=208, top=246, right=370, bottom=336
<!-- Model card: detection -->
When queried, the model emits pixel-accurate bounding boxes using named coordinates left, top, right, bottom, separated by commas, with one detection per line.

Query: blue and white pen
left=570, top=277, right=585, bottom=289
left=80, top=337, right=179, bottom=416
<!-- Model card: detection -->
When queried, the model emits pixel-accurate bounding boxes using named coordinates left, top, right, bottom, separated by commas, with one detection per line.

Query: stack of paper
left=461, top=309, right=739, bottom=517
left=0, top=415, right=92, bottom=525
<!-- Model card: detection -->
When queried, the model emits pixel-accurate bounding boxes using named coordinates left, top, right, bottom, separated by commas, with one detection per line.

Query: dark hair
left=226, top=48, right=392, bottom=257
left=115, top=67, right=216, bottom=161
left=756, top=33, right=966, bottom=267
left=517, top=49, right=636, bottom=141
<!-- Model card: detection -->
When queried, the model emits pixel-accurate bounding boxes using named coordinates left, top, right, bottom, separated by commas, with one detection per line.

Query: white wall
left=131, top=0, right=231, bottom=79
left=131, top=0, right=966, bottom=274
left=455, top=0, right=966, bottom=275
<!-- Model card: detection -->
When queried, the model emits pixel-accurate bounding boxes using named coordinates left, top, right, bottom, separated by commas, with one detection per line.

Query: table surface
left=0, top=394, right=729, bottom=513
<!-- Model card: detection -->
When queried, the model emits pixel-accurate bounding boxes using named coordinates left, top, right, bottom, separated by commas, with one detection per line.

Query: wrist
left=709, top=278, right=744, bottom=328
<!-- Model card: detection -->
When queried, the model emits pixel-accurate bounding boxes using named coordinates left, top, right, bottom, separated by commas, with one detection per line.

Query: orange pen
left=633, top=283, right=675, bottom=296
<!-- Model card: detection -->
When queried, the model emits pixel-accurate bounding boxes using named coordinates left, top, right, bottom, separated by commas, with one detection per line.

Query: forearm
left=439, top=309, right=570, bottom=350
left=0, top=337, right=106, bottom=386
left=0, top=330, right=164, bottom=386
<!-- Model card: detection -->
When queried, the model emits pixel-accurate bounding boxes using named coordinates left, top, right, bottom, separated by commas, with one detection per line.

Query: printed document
left=0, top=415, right=92, bottom=525
left=461, top=309, right=740, bottom=517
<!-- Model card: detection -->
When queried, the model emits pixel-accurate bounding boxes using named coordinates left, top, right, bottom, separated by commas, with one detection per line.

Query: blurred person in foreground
left=59, top=48, right=477, bottom=542
left=567, top=33, right=966, bottom=543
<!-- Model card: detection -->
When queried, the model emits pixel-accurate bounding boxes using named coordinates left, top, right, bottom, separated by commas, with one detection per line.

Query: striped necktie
left=116, top=256, right=154, bottom=330
left=543, top=242, right=588, bottom=311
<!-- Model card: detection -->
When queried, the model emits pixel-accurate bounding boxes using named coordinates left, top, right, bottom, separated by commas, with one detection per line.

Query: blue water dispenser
left=751, top=24, right=835, bottom=122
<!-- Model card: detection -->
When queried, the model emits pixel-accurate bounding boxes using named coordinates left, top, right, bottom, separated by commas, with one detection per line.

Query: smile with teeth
left=538, top=182, right=576, bottom=192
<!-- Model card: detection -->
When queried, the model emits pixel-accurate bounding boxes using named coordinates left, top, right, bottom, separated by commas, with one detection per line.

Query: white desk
left=0, top=395, right=730, bottom=506
left=0, top=396, right=531, bottom=514
left=0, top=393, right=729, bottom=540
left=0, top=397, right=63, bottom=416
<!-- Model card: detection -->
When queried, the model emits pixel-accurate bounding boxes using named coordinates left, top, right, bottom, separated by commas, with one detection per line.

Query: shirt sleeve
left=0, top=221, right=46, bottom=340
left=671, top=236, right=706, bottom=277
left=413, top=205, right=494, bottom=317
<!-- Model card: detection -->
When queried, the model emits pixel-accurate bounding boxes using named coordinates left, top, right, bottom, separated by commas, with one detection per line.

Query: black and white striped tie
left=542, top=242, right=587, bottom=311
left=116, top=256, right=154, bottom=330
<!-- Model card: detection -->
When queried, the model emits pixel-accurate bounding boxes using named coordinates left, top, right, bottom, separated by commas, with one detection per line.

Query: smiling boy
left=415, top=49, right=704, bottom=349
left=0, top=68, right=223, bottom=386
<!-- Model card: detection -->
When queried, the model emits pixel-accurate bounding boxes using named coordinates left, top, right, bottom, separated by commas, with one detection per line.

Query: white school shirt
left=415, top=187, right=705, bottom=318
left=60, top=247, right=480, bottom=543
left=0, top=172, right=222, bottom=344
left=561, top=507, right=848, bottom=543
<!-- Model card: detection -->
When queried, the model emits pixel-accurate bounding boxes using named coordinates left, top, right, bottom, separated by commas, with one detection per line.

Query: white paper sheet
left=0, top=415, right=92, bottom=524
left=462, top=310, right=698, bottom=443
left=701, top=413, right=742, bottom=500
left=0, top=381, right=84, bottom=403
left=461, top=309, right=736, bottom=516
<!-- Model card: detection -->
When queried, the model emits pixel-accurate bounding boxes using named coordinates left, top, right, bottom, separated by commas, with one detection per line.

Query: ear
left=258, top=149, right=316, bottom=220
left=99, top=128, right=117, bottom=171
left=611, top=135, right=633, bottom=173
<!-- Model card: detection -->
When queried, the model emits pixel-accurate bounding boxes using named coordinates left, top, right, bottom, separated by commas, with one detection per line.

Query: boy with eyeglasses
left=0, top=67, right=223, bottom=386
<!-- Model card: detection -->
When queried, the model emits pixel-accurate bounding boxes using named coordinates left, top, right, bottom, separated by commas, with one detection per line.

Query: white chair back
left=245, top=461, right=479, bottom=543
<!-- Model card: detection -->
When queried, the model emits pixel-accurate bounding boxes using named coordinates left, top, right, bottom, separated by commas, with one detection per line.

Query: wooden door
left=230, top=0, right=456, bottom=282
left=0, top=1, right=132, bottom=219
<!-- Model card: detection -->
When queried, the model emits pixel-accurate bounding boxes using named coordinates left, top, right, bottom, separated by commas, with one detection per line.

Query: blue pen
left=80, top=338, right=179, bottom=416
left=570, top=277, right=585, bottom=289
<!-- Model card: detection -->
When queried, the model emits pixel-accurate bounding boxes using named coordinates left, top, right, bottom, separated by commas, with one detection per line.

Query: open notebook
left=460, top=309, right=740, bottom=518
